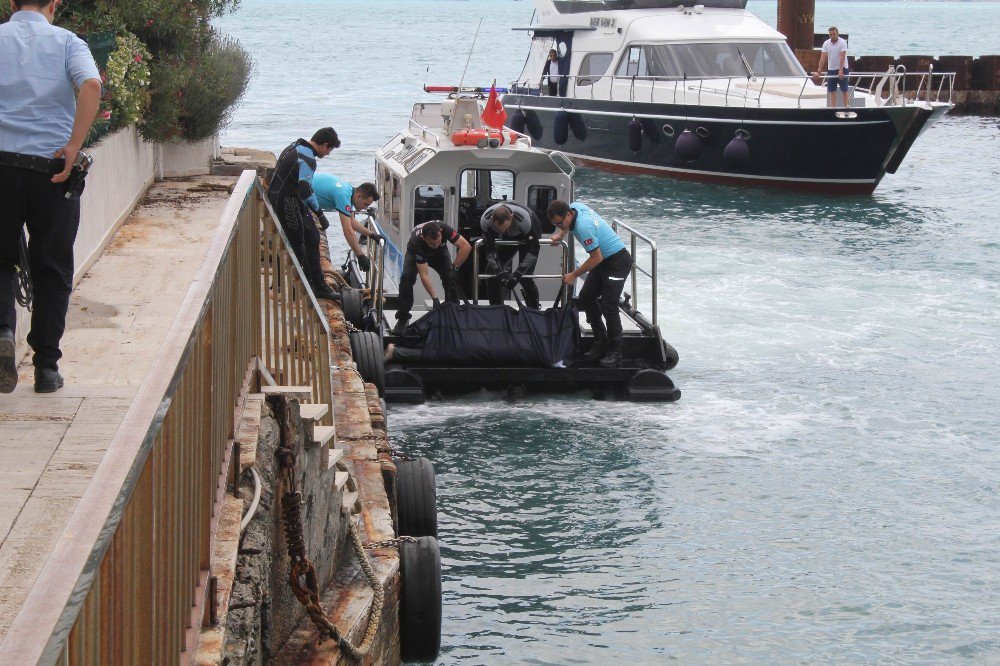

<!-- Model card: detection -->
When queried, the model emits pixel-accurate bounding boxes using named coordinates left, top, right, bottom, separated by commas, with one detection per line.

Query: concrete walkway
left=0, top=176, right=236, bottom=639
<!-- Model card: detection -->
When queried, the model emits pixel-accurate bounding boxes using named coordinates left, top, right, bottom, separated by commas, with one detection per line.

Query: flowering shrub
left=104, top=32, right=153, bottom=129
left=1, top=1, right=250, bottom=144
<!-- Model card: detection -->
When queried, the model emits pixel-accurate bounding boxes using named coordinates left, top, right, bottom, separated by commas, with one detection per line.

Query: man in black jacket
left=266, top=127, right=341, bottom=301
left=479, top=202, right=542, bottom=310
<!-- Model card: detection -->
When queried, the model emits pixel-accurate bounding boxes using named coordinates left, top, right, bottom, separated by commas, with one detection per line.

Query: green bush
left=1, top=0, right=251, bottom=143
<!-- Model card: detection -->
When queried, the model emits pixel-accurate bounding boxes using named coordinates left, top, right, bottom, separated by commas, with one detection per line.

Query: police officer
left=479, top=202, right=542, bottom=310
left=393, top=221, right=471, bottom=335
left=547, top=200, right=633, bottom=367
left=267, top=128, right=341, bottom=301
left=0, top=0, right=102, bottom=393
left=312, top=173, right=381, bottom=271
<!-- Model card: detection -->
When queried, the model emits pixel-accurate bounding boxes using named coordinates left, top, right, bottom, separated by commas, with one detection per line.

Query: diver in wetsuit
left=479, top=202, right=542, bottom=310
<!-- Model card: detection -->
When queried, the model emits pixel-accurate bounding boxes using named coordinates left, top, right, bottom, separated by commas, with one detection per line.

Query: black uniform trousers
left=485, top=245, right=540, bottom=309
left=0, top=166, right=80, bottom=370
left=395, top=251, right=459, bottom=322
left=273, top=195, right=324, bottom=289
left=577, top=248, right=632, bottom=343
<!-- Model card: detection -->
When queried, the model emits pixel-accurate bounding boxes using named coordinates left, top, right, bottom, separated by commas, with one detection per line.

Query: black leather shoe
left=34, top=368, right=64, bottom=393
left=581, top=338, right=609, bottom=362
left=0, top=327, right=16, bottom=394
left=391, top=319, right=409, bottom=336
left=599, top=347, right=623, bottom=368
left=312, top=283, right=342, bottom=302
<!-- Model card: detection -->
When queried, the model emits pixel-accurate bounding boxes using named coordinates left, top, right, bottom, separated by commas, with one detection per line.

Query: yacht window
left=378, top=165, right=393, bottom=229
left=615, top=46, right=647, bottom=77
left=577, top=53, right=614, bottom=86
left=624, top=42, right=805, bottom=79
left=413, top=185, right=445, bottom=226
left=528, top=185, right=558, bottom=234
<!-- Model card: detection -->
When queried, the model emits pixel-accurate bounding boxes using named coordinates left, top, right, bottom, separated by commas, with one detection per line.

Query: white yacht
left=503, top=0, right=954, bottom=194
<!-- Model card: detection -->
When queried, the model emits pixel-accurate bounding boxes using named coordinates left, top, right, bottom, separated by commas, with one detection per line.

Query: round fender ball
left=675, top=129, right=703, bottom=162
left=724, top=135, right=751, bottom=169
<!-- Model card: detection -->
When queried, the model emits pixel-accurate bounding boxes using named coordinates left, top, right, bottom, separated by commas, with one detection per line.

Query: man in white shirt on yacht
left=815, top=27, right=849, bottom=108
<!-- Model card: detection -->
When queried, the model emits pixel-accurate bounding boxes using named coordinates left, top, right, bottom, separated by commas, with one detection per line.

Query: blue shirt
left=570, top=202, right=625, bottom=257
left=0, top=11, right=101, bottom=158
left=313, top=173, right=355, bottom=216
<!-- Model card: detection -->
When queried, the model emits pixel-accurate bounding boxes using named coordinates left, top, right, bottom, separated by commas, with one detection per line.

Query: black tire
left=342, top=288, right=364, bottom=327
left=396, top=457, right=437, bottom=538
left=349, top=330, right=385, bottom=396
left=399, top=537, right=442, bottom=664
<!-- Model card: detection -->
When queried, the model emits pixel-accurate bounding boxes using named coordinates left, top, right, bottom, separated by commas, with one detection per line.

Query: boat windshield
left=615, top=42, right=806, bottom=79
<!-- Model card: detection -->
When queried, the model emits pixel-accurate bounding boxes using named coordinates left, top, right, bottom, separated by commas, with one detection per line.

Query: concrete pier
left=0, top=177, right=237, bottom=638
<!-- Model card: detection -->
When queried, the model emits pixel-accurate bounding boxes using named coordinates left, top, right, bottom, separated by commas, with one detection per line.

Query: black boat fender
left=508, top=107, right=526, bottom=134
left=626, top=369, right=682, bottom=402
left=554, top=109, right=569, bottom=145
left=724, top=130, right=751, bottom=169
left=341, top=287, right=364, bottom=327
left=628, top=118, right=643, bottom=153
left=395, top=457, right=437, bottom=538
left=349, top=330, right=385, bottom=396
left=399, top=536, right=443, bottom=663
left=675, top=128, right=703, bottom=162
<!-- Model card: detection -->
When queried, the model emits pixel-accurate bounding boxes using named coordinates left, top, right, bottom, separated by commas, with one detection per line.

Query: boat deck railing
left=509, top=68, right=955, bottom=109
left=0, top=172, right=334, bottom=664
left=472, top=237, right=571, bottom=304
left=611, top=218, right=658, bottom=328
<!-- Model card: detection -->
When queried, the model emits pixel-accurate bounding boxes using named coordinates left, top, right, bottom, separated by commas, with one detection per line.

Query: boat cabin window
left=413, top=185, right=445, bottom=225
left=528, top=185, right=559, bottom=234
left=616, top=46, right=648, bottom=78
left=615, top=42, right=804, bottom=79
left=577, top=53, right=614, bottom=86
left=390, top=175, right=402, bottom=231
left=458, top=169, right=515, bottom=237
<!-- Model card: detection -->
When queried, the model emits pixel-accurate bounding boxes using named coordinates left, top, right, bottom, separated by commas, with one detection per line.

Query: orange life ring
left=450, top=129, right=519, bottom=147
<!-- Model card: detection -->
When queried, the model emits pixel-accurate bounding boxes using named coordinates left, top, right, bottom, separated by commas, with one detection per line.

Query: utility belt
left=0, top=150, right=93, bottom=198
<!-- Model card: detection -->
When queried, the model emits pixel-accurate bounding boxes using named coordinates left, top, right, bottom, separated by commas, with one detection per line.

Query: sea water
left=217, top=1, right=1000, bottom=661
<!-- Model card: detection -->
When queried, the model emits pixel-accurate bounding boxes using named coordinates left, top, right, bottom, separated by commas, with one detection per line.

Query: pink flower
left=146, top=19, right=154, bottom=26
left=101, top=111, right=112, bottom=120
left=134, top=55, right=142, bottom=63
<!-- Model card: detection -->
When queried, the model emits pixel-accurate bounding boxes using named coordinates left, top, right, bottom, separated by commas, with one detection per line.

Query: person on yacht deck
left=815, top=27, right=850, bottom=107
left=541, top=48, right=564, bottom=97
left=312, top=173, right=381, bottom=272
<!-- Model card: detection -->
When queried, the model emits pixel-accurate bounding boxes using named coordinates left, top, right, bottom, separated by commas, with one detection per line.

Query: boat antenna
left=457, top=17, right=484, bottom=91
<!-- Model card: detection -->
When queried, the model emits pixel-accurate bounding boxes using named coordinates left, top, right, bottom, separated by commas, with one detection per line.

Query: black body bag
left=405, top=302, right=579, bottom=367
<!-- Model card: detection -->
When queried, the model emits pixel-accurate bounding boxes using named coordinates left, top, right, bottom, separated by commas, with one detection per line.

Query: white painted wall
left=12, top=126, right=218, bottom=364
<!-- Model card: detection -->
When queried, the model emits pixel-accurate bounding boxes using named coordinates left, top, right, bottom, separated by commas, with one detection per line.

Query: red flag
left=481, top=81, right=507, bottom=130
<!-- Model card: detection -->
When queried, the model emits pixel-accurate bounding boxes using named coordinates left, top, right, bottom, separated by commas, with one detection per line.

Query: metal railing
left=357, top=209, right=389, bottom=325
left=611, top=218, right=658, bottom=327
left=509, top=69, right=955, bottom=109
left=0, top=172, right=334, bottom=664
left=472, top=237, right=570, bottom=304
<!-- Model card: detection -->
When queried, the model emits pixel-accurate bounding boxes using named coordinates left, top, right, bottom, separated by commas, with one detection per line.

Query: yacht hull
left=503, top=95, right=947, bottom=195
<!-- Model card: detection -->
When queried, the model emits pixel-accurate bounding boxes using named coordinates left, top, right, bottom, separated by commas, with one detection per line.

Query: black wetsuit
left=479, top=202, right=542, bottom=309
left=267, top=139, right=324, bottom=289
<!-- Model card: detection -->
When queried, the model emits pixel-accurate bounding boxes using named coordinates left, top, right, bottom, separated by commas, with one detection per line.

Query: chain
left=375, top=444, right=414, bottom=461
left=277, top=444, right=385, bottom=662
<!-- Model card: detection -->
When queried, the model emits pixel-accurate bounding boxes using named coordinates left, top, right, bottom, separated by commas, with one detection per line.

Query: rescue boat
left=337, top=88, right=681, bottom=403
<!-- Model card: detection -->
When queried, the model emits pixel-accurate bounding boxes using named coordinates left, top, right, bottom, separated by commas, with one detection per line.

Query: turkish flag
left=481, top=81, right=507, bottom=129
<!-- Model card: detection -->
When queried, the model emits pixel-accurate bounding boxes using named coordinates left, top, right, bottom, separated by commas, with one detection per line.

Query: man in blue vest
left=312, top=173, right=381, bottom=272
left=548, top=200, right=633, bottom=367
left=267, top=128, right=341, bottom=301
left=0, top=0, right=102, bottom=393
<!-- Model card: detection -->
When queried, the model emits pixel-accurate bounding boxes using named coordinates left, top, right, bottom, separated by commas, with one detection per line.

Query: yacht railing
left=611, top=218, right=658, bottom=328
left=472, top=238, right=570, bottom=305
left=408, top=119, right=442, bottom=147
left=510, top=69, right=955, bottom=108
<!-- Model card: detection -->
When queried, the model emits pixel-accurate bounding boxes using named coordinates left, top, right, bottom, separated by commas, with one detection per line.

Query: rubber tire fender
left=349, top=330, right=385, bottom=396
left=341, top=287, right=364, bottom=327
left=395, top=457, right=437, bottom=538
left=399, top=536, right=442, bottom=664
